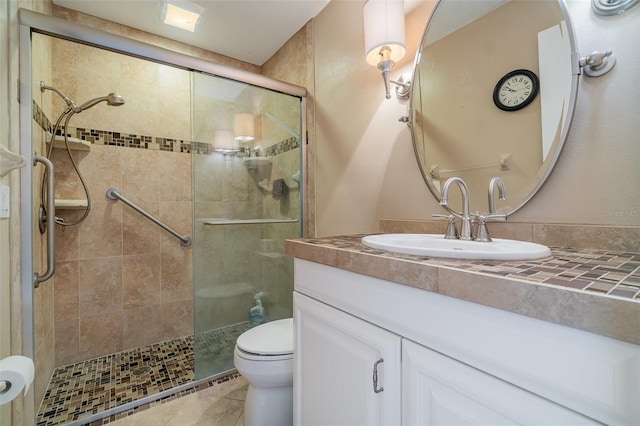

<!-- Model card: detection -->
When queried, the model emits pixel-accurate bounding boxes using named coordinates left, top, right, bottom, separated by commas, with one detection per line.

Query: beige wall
left=312, top=0, right=639, bottom=237
left=312, top=0, right=435, bottom=236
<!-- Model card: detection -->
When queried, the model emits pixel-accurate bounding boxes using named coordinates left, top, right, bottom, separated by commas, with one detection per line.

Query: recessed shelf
left=47, top=135, right=91, bottom=151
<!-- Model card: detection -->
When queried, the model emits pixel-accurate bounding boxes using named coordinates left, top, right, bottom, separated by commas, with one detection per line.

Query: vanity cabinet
left=402, top=339, right=597, bottom=425
left=295, top=292, right=595, bottom=426
left=294, top=292, right=401, bottom=425
left=293, top=258, right=640, bottom=426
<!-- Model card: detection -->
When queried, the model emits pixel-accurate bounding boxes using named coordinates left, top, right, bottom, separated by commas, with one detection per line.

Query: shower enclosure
left=20, top=10, right=304, bottom=425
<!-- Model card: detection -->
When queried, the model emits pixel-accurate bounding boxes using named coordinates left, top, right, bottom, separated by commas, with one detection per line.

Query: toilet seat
left=236, top=318, right=293, bottom=357
left=235, top=347, right=293, bottom=362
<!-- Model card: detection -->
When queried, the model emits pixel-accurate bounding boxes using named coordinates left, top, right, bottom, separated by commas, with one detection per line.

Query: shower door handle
left=34, top=154, right=55, bottom=288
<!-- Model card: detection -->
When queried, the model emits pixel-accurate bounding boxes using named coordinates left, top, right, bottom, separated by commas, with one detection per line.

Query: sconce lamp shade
left=233, top=113, right=255, bottom=142
left=363, top=0, right=406, bottom=66
left=214, top=130, right=236, bottom=150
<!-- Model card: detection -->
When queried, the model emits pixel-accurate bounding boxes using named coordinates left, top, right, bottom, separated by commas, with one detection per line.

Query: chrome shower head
left=76, top=93, right=125, bottom=111
left=40, top=81, right=125, bottom=113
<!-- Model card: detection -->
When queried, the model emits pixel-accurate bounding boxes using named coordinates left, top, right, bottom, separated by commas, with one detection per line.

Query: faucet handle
left=485, top=213, right=507, bottom=222
left=471, top=213, right=507, bottom=242
left=432, top=214, right=458, bottom=239
left=475, top=215, right=492, bottom=242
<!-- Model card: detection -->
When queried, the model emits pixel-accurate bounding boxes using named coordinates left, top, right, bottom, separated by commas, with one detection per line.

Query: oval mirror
left=410, top=0, right=580, bottom=216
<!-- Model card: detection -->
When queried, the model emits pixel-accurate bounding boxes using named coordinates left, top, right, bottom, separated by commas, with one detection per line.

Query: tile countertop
left=285, top=235, right=640, bottom=346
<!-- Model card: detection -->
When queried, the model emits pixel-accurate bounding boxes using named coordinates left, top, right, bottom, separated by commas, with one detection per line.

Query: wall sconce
left=233, top=113, right=255, bottom=142
left=214, top=130, right=237, bottom=152
left=363, top=0, right=410, bottom=99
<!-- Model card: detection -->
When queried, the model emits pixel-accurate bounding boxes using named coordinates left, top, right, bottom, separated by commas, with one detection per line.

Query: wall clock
left=493, top=69, right=539, bottom=111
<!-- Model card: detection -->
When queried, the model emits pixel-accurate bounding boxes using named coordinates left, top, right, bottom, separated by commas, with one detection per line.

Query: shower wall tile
left=50, top=37, right=79, bottom=115
left=79, top=311, right=123, bottom=360
left=121, top=148, right=161, bottom=203
left=54, top=211, right=80, bottom=261
left=77, top=200, right=123, bottom=259
left=78, top=257, right=123, bottom=317
left=77, top=142, right=123, bottom=199
left=122, top=253, right=162, bottom=310
left=54, top=318, right=80, bottom=367
left=160, top=244, right=193, bottom=303
left=54, top=260, right=79, bottom=322
left=230, top=159, right=251, bottom=202
left=194, top=247, right=224, bottom=284
left=161, top=299, right=194, bottom=341
left=51, top=147, right=83, bottom=200
left=33, top=279, right=55, bottom=358
left=122, top=200, right=161, bottom=255
left=159, top=200, right=193, bottom=244
left=158, top=150, right=192, bottom=201
left=193, top=154, right=224, bottom=202
left=34, top=324, right=56, bottom=413
left=122, top=305, right=163, bottom=350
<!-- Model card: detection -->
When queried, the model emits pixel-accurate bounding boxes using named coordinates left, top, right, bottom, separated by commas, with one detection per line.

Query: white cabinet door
left=402, top=339, right=599, bottom=425
left=294, top=292, right=401, bottom=426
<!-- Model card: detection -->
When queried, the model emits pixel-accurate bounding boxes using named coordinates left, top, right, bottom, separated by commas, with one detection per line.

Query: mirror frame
left=408, top=0, right=581, bottom=217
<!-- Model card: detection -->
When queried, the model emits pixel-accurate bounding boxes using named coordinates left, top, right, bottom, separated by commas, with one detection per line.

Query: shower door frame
left=18, top=7, right=306, bottom=420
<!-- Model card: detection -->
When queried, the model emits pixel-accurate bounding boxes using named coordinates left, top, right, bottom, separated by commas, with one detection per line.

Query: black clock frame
left=493, top=69, right=540, bottom=112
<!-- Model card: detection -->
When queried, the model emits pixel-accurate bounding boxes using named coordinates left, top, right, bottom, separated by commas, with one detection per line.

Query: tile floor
left=107, top=375, right=248, bottom=426
left=37, top=323, right=251, bottom=426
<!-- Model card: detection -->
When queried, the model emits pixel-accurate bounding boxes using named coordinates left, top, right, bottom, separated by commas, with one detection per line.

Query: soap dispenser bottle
left=250, top=292, right=264, bottom=325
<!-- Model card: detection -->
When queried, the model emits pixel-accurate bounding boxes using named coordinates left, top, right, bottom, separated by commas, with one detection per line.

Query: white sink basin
left=361, top=234, right=551, bottom=261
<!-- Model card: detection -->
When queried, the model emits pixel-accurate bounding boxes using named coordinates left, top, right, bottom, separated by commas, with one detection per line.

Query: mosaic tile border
left=33, top=101, right=300, bottom=156
left=299, top=235, right=640, bottom=301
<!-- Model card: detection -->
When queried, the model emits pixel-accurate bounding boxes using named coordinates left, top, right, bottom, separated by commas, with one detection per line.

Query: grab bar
left=106, top=188, right=192, bottom=247
left=34, top=154, right=55, bottom=288
left=202, top=218, right=299, bottom=225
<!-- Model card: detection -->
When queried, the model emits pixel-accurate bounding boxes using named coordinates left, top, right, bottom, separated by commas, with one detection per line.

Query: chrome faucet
left=440, top=177, right=472, bottom=240
left=488, top=177, right=506, bottom=215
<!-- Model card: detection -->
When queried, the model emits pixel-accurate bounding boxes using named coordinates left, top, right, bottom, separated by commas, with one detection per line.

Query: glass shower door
left=191, top=72, right=303, bottom=379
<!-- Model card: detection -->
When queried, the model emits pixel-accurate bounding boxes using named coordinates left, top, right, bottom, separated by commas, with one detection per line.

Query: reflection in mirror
left=410, top=0, right=579, bottom=216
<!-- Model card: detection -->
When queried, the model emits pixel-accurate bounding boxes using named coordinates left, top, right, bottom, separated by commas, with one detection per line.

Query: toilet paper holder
left=0, top=380, right=11, bottom=394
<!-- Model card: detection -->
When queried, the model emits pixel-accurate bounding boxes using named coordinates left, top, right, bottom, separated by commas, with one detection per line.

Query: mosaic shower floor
left=37, top=322, right=252, bottom=426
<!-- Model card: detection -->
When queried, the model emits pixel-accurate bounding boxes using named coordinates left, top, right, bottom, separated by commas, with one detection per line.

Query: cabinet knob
left=373, top=358, right=384, bottom=393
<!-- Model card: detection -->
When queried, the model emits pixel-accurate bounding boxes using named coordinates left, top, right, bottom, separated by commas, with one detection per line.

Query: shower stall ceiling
left=31, top=31, right=302, bottom=422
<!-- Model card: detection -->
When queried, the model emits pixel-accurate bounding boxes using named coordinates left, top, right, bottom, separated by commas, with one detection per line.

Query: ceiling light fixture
left=363, top=0, right=410, bottom=100
left=161, top=1, right=203, bottom=33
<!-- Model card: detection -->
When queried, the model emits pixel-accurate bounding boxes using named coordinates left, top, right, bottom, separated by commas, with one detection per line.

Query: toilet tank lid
left=236, top=318, right=293, bottom=355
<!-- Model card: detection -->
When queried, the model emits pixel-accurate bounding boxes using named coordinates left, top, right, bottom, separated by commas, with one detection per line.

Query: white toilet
left=234, top=318, right=294, bottom=426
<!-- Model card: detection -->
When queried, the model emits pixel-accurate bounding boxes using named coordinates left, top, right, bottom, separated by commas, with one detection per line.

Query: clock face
left=493, top=69, right=539, bottom=111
